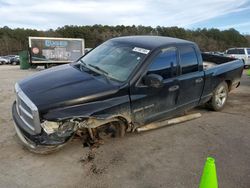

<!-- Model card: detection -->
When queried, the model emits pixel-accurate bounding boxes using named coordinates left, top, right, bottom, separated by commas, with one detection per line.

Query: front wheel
left=207, top=82, right=228, bottom=111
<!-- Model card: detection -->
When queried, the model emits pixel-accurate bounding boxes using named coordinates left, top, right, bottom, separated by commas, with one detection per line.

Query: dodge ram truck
left=12, top=36, right=244, bottom=153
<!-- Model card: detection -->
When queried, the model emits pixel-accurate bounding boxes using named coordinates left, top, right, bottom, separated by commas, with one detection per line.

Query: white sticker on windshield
left=132, top=47, right=150, bottom=54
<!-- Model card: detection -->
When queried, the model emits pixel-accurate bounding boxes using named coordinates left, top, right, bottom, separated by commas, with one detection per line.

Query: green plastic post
left=199, top=157, right=218, bottom=188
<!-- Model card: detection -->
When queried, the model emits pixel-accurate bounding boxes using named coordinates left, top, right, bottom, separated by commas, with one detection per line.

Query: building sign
left=29, top=37, right=85, bottom=63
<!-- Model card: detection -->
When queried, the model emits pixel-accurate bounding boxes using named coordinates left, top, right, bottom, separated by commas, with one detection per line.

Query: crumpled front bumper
left=12, top=102, right=69, bottom=148
left=13, top=115, right=38, bottom=150
left=12, top=101, right=40, bottom=148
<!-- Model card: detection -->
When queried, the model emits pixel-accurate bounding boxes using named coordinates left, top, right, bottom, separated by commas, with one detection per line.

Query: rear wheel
left=207, top=82, right=228, bottom=111
left=30, top=64, right=37, bottom=69
left=45, top=64, right=57, bottom=69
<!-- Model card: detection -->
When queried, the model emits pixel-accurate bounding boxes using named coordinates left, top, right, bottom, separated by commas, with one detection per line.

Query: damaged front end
left=13, top=104, right=127, bottom=154
left=12, top=102, right=77, bottom=154
left=13, top=103, right=128, bottom=154
left=12, top=83, right=130, bottom=154
left=12, top=83, right=79, bottom=154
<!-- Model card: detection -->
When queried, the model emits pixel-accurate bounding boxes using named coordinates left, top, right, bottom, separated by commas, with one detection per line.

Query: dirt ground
left=0, top=65, right=249, bottom=188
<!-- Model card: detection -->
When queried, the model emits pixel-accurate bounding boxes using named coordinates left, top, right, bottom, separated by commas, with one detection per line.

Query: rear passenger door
left=176, top=45, right=204, bottom=110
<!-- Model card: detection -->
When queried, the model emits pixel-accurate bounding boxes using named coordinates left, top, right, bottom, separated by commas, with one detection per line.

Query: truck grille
left=15, top=83, right=41, bottom=134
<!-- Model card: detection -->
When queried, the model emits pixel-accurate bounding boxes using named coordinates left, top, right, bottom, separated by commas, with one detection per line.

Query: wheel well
left=225, top=80, right=232, bottom=91
left=117, top=116, right=129, bottom=124
left=78, top=115, right=130, bottom=130
left=112, top=116, right=130, bottom=131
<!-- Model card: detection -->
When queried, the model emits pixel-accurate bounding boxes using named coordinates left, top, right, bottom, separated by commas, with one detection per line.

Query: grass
left=247, top=69, right=250, bottom=76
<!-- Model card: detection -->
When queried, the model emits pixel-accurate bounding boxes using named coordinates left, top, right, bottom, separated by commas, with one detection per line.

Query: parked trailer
left=28, top=37, right=85, bottom=68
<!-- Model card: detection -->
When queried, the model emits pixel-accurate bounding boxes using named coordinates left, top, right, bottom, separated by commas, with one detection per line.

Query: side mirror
left=143, top=74, right=163, bottom=88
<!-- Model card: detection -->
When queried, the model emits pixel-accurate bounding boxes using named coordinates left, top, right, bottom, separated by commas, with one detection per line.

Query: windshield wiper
left=79, top=59, right=87, bottom=67
left=88, top=64, right=109, bottom=76
left=88, top=64, right=112, bottom=83
left=78, top=61, right=112, bottom=83
left=78, top=59, right=91, bottom=72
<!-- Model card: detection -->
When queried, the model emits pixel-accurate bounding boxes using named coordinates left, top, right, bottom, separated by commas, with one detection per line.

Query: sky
left=1, top=0, right=250, bottom=34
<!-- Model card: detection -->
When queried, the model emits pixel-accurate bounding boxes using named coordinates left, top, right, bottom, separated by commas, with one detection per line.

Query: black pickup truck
left=12, top=36, right=244, bottom=153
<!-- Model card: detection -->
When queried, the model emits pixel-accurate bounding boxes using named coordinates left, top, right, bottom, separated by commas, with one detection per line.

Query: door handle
left=169, top=85, right=179, bottom=92
left=195, top=78, right=203, bottom=83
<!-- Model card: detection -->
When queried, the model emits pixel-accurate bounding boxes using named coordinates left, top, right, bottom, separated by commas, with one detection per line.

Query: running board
left=136, top=113, right=202, bottom=132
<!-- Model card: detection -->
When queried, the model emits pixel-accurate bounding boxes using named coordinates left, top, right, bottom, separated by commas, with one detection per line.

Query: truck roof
left=110, top=35, right=194, bottom=50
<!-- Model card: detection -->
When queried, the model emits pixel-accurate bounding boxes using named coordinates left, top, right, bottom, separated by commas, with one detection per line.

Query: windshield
left=78, top=41, right=149, bottom=82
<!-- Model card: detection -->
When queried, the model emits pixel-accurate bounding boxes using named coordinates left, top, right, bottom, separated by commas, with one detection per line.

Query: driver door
left=130, top=47, right=180, bottom=125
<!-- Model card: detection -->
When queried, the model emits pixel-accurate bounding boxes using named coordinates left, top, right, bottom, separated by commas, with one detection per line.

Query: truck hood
left=18, top=64, right=119, bottom=111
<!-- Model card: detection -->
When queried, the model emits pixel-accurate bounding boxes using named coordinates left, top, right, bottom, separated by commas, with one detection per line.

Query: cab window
left=147, top=47, right=178, bottom=79
left=227, top=49, right=237, bottom=54
left=179, top=46, right=199, bottom=74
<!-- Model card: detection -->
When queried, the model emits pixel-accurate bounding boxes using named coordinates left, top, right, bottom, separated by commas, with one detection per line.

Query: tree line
left=0, top=25, right=249, bottom=55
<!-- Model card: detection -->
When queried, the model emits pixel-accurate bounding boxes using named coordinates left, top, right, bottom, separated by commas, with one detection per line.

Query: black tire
left=207, top=82, right=228, bottom=111
left=30, top=64, right=37, bottom=69
left=45, top=64, right=55, bottom=69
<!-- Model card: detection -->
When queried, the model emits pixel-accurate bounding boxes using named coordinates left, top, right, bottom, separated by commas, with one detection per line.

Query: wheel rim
left=215, top=86, right=227, bottom=107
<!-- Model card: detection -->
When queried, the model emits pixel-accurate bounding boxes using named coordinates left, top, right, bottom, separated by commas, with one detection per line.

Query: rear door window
left=179, top=46, right=199, bottom=74
left=238, top=49, right=245, bottom=54
left=148, top=47, right=178, bottom=79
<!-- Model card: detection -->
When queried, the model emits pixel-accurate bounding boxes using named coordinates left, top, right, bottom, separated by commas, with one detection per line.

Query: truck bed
left=199, top=52, right=244, bottom=106
left=202, top=53, right=237, bottom=70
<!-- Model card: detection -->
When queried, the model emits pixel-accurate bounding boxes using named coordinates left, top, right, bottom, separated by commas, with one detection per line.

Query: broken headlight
left=41, top=121, right=60, bottom=135
left=41, top=120, right=76, bottom=137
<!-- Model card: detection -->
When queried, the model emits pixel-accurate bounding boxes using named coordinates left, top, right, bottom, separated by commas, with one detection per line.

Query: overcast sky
left=1, top=0, right=250, bottom=33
